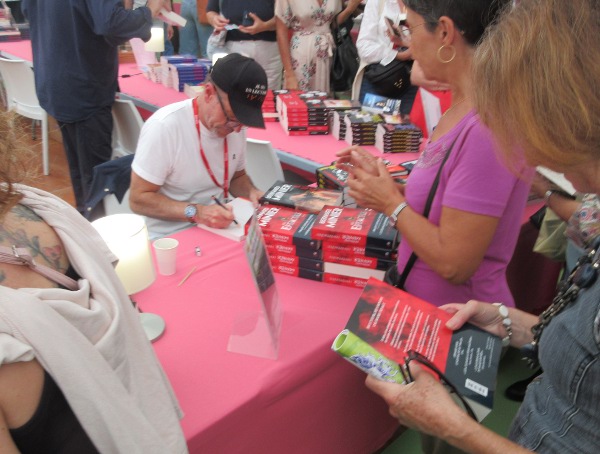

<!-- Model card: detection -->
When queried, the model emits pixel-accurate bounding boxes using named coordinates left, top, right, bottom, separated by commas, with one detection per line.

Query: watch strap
left=389, top=201, right=408, bottom=227
left=185, top=204, right=197, bottom=223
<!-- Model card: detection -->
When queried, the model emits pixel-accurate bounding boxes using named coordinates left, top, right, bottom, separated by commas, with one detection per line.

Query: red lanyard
left=193, top=99, right=229, bottom=199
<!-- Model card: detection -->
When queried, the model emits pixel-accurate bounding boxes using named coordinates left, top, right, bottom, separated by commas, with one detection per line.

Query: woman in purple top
left=337, top=0, right=532, bottom=308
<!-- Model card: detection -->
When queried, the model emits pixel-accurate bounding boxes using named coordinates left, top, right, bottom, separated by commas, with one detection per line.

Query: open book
left=197, top=198, right=255, bottom=242
left=332, top=278, right=502, bottom=421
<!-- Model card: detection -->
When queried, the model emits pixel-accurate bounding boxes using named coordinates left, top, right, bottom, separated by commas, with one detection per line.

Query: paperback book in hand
left=332, top=278, right=502, bottom=418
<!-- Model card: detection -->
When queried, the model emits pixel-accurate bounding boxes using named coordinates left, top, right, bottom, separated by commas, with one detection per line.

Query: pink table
left=0, top=40, right=420, bottom=178
left=135, top=227, right=399, bottom=453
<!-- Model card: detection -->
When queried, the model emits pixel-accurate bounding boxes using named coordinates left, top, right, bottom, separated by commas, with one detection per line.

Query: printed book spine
left=265, top=242, right=323, bottom=260
left=323, top=262, right=386, bottom=281
left=312, top=207, right=398, bottom=249
left=269, top=254, right=324, bottom=272
left=323, top=273, right=369, bottom=289
left=271, top=264, right=323, bottom=281
left=322, top=249, right=394, bottom=270
left=322, top=242, right=397, bottom=260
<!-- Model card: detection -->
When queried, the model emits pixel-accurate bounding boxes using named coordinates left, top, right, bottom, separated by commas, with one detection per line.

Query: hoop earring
left=437, top=45, right=456, bottom=64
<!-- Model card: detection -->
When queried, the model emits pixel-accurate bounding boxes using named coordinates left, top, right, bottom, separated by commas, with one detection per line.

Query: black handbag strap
left=396, top=136, right=458, bottom=289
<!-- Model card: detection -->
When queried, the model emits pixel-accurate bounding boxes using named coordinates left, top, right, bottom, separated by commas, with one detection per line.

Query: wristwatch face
left=184, top=204, right=197, bottom=222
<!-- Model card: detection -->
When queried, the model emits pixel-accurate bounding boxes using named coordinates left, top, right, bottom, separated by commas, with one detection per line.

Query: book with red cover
left=266, top=242, right=323, bottom=260
left=260, top=181, right=343, bottom=214
left=269, top=254, right=324, bottom=272
left=257, top=206, right=321, bottom=250
left=323, top=273, right=369, bottom=289
left=322, top=242, right=398, bottom=260
left=312, top=207, right=399, bottom=249
left=322, top=248, right=395, bottom=270
left=333, top=278, right=501, bottom=417
left=271, top=263, right=323, bottom=281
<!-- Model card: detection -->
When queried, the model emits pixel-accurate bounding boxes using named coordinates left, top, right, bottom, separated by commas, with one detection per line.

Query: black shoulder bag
left=363, top=59, right=413, bottom=99
left=330, top=15, right=359, bottom=92
left=385, top=137, right=458, bottom=289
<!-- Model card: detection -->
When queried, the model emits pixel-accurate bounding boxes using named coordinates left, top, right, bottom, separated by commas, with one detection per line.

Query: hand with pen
left=194, top=197, right=235, bottom=229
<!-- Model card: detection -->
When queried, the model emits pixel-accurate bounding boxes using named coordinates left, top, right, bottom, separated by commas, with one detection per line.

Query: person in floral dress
left=275, top=0, right=361, bottom=93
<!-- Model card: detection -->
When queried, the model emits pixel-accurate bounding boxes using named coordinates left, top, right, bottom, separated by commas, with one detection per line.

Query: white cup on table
left=153, top=238, right=179, bottom=276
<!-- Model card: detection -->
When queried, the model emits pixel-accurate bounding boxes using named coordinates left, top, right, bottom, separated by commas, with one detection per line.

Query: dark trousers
left=58, top=106, right=113, bottom=214
left=359, top=74, right=419, bottom=115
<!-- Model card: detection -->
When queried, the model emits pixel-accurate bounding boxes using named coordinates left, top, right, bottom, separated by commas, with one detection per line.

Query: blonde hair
left=473, top=0, right=600, bottom=169
left=0, top=111, right=38, bottom=216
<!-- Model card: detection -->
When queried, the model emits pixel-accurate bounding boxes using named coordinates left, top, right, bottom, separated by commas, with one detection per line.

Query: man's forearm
left=130, top=191, right=192, bottom=223
left=229, top=172, right=259, bottom=199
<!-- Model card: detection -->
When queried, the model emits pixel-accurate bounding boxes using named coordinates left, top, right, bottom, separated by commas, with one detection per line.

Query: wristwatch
left=388, top=201, right=409, bottom=228
left=184, top=204, right=198, bottom=223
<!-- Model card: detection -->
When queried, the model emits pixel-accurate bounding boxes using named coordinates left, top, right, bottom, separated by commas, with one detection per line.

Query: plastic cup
left=153, top=238, right=179, bottom=276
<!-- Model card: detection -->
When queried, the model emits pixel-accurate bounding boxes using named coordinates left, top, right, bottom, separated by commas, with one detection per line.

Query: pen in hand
left=211, top=196, right=238, bottom=225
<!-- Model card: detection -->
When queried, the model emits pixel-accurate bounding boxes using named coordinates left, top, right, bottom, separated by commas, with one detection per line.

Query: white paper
left=197, top=198, right=255, bottom=241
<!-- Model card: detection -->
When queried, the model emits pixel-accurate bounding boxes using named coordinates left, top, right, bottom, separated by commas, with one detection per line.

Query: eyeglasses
left=214, top=88, right=244, bottom=130
left=401, top=350, right=478, bottom=421
left=399, top=22, right=428, bottom=42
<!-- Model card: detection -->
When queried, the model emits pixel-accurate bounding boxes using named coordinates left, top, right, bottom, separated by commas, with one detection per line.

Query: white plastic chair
left=0, top=57, right=49, bottom=175
left=103, top=189, right=133, bottom=216
left=111, top=98, right=144, bottom=158
left=245, top=138, right=285, bottom=192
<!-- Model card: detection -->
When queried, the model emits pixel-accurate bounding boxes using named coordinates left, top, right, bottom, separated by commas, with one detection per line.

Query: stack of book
left=158, top=55, right=197, bottom=90
left=315, top=165, right=356, bottom=207
left=170, top=60, right=211, bottom=92
left=16, top=24, right=30, bottom=40
left=374, top=123, right=423, bottom=153
left=0, top=8, right=20, bottom=42
left=311, top=206, right=399, bottom=288
left=344, top=111, right=385, bottom=146
left=144, top=63, right=163, bottom=84
left=259, top=181, right=343, bottom=214
left=276, top=91, right=361, bottom=136
left=0, top=28, right=19, bottom=42
left=262, top=90, right=278, bottom=122
left=276, top=91, right=329, bottom=136
left=257, top=205, right=324, bottom=281
left=330, top=108, right=361, bottom=140
left=316, top=162, right=410, bottom=203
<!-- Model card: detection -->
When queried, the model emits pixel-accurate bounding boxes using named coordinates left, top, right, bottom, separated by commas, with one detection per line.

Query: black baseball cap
left=211, top=53, right=268, bottom=129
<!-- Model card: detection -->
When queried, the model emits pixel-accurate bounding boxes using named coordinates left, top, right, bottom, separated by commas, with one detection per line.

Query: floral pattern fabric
left=566, top=193, right=600, bottom=248
left=275, top=0, right=341, bottom=92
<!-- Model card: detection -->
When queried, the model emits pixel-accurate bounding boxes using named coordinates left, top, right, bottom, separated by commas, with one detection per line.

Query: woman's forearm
left=275, top=18, right=294, bottom=73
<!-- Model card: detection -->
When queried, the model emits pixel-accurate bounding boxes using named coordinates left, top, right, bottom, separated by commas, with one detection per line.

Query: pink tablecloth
left=135, top=227, right=399, bottom=453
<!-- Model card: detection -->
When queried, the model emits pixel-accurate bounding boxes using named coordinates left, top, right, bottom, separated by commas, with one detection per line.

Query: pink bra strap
left=0, top=245, right=78, bottom=291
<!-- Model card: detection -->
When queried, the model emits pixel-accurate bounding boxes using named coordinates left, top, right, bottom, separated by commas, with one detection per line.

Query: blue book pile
left=171, top=60, right=211, bottom=92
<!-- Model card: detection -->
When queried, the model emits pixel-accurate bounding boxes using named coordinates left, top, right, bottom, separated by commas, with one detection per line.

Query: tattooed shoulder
left=12, top=204, right=43, bottom=222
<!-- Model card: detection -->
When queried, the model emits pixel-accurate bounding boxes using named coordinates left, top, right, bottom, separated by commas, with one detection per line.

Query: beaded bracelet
left=493, top=302, right=513, bottom=347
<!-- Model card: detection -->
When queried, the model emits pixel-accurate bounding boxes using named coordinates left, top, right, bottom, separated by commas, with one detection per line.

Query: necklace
left=441, top=96, right=469, bottom=118
left=521, top=236, right=600, bottom=368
